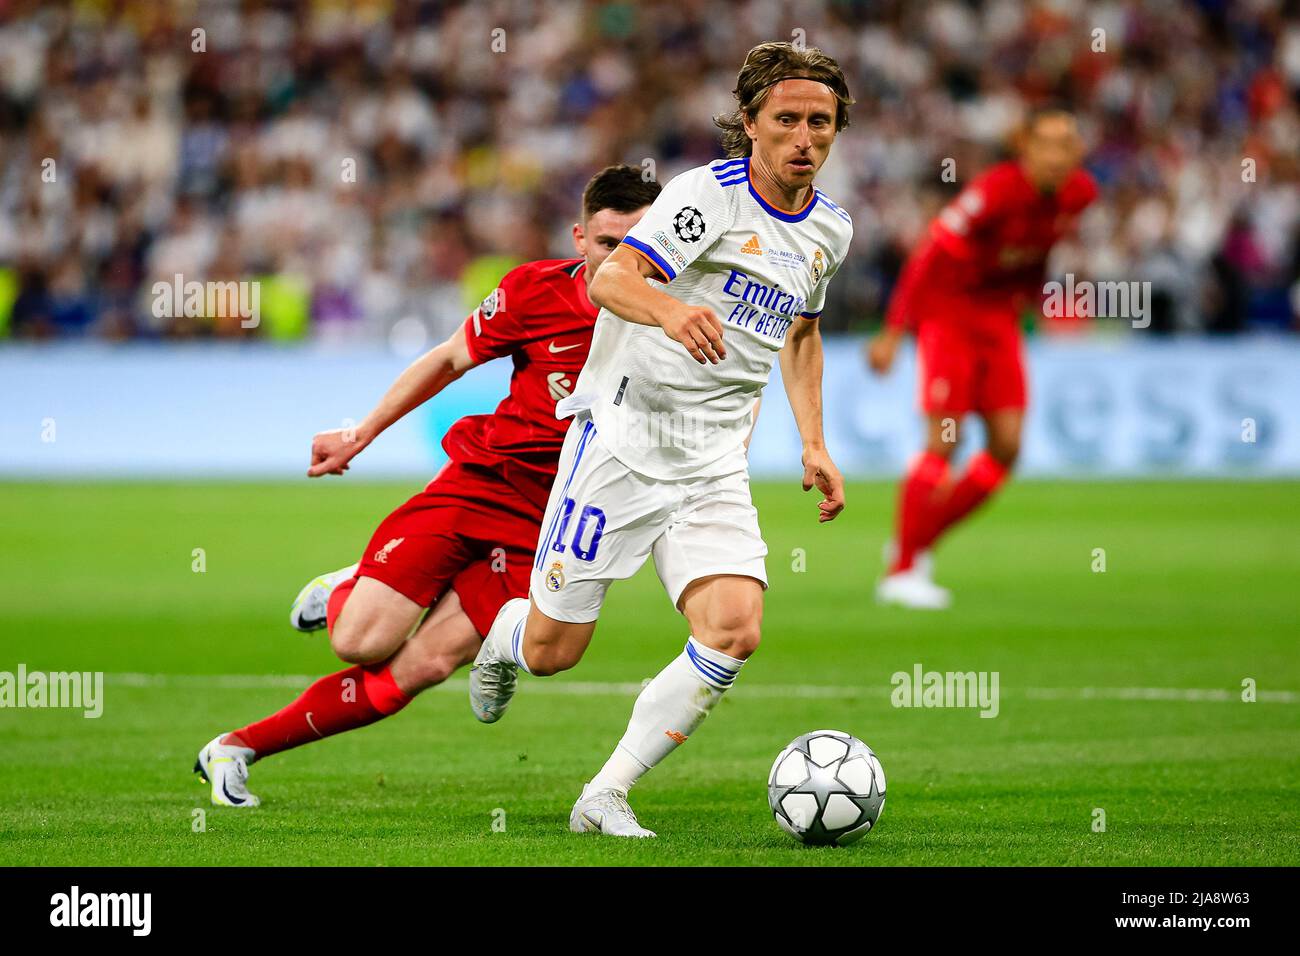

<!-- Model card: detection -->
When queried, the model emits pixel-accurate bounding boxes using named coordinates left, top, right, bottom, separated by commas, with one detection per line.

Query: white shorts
left=530, top=416, right=768, bottom=623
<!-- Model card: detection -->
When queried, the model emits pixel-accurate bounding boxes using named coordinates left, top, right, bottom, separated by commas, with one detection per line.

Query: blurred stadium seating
left=1, top=0, right=1297, bottom=344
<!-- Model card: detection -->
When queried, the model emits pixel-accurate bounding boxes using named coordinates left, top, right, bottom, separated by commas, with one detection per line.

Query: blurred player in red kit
left=867, top=108, right=1096, bottom=609
left=193, top=166, right=660, bottom=806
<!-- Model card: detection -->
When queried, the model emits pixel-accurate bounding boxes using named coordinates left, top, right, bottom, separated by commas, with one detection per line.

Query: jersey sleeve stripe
left=799, top=310, right=822, bottom=320
left=621, top=236, right=676, bottom=282
left=713, top=157, right=748, bottom=186
left=815, top=193, right=852, bottom=224
left=461, top=313, right=490, bottom=364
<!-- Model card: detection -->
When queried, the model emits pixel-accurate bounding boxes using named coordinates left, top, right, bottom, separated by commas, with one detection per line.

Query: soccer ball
left=768, top=730, right=885, bottom=846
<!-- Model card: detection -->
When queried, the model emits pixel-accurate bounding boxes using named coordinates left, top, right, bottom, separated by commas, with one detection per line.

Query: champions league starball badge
left=672, top=205, right=706, bottom=242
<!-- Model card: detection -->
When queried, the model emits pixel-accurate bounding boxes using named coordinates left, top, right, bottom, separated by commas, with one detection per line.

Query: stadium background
left=1, top=0, right=1298, bottom=870
left=2, top=0, right=1298, bottom=481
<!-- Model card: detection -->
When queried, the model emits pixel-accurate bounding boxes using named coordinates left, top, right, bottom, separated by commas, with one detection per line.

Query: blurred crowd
left=0, top=0, right=1297, bottom=344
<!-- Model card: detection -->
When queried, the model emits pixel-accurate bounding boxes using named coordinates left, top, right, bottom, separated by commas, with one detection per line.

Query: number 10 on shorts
left=551, top=498, right=606, bottom=562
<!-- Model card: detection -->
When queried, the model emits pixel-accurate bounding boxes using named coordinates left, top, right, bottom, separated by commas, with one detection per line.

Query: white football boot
left=288, top=563, right=358, bottom=632
left=882, top=540, right=934, bottom=581
left=194, top=735, right=260, bottom=808
left=569, top=784, right=656, bottom=838
left=875, top=568, right=952, bottom=610
left=470, top=598, right=525, bottom=723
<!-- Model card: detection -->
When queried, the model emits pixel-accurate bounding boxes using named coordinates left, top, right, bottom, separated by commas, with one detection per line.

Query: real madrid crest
left=545, top=561, right=566, bottom=591
left=811, top=248, right=824, bottom=284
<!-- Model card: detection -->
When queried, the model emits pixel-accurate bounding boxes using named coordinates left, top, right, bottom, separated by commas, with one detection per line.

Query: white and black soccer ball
left=768, top=730, right=885, bottom=846
left=671, top=205, right=706, bottom=242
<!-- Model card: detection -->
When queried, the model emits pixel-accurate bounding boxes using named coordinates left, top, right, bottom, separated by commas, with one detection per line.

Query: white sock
left=485, top=597, right=533, bottom=675
left=588, top=636, right=745, bottom=793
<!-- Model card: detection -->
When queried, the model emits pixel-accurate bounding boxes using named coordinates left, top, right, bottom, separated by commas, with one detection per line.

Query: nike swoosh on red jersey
left=548, top=341, right=581, bottom=353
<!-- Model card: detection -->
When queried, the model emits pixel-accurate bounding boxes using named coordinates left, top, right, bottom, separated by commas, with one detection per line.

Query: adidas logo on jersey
left=740, top=234, right=763, bottom=255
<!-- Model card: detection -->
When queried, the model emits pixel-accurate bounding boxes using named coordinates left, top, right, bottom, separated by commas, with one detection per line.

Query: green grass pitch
left=1, top=478, right=1297, bottom=866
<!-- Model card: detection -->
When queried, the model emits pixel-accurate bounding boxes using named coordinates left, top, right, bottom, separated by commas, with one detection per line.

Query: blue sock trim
left=510, top=616, right=532, bottom=675
left=684, top=637, right=742, bottom=689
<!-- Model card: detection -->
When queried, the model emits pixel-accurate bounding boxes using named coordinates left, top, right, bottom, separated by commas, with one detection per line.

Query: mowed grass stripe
left=99, top=672, right=1300, bottom=704
left=1, top=479, right=1296, bottom=865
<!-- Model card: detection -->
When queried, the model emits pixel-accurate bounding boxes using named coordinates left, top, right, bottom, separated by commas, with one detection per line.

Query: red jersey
left=886, top=161, right=1098, bottom=329
left=441, top=257, right=597, bottom=510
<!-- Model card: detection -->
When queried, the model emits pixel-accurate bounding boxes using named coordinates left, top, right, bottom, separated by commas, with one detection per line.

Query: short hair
left=581, top=164, right=662, bottom=222
left=1024, top=102, right=1077, bottom=135
left=714, top=41, right=854, bottom=158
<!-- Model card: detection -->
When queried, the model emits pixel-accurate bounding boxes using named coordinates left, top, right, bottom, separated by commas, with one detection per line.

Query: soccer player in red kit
left=193, top=165, right=660, bottom=806
left=867, top=108, right=1096, bottom=609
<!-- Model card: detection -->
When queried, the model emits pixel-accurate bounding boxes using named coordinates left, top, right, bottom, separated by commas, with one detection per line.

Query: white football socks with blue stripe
left=486, top=597, right=534, bottom=675
left=588, top=636, right=745, bottom=794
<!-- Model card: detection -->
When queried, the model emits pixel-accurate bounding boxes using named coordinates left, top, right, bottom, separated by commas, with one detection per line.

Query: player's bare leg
left=878, top=413, right=956, bottom=609
left=519, top=602, right=598, bottom=675
left=386, top=590, right=482, bottom=695
left=982, top=408, right=1022, bottom=470
left=198, top=582, right=473, bottom=806
left=469, top=597, right=594, bottom=723
left=327, top=576, right=425, bottom=664
left=570, top=574, right=762, bottom=837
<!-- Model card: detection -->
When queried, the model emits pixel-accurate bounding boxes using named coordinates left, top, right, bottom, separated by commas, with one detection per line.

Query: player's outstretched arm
left=780, top=314, right=845, bottom=523
left=866, top=325, right=904, bottom=375
left=588, top=246, right=727, bottom=365
left=307, top=326, right=478, bottom=477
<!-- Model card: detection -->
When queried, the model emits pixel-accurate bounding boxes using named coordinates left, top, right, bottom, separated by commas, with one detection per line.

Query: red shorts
left=354, top=461, right=544, bottom=637
left=916, top=319, right=1027, bottom=415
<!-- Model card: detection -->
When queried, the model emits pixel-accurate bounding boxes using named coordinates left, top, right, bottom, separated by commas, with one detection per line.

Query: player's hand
left=801, top=446, right=845, bottom=523
left=866, top=329, right=901, bottom=375
left=660, top=304, right=726, bottom=364
left=307, top=428, right=368, bottom=477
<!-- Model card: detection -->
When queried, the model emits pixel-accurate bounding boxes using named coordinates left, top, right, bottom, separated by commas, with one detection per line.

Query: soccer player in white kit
left=470, top=41, right=856, bottom=837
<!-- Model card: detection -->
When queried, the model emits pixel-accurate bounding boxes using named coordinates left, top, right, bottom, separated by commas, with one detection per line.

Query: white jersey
left=558, top=157, right=854, bottom=481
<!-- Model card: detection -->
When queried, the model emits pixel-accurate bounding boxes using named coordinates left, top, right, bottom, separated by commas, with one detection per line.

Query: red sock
left=918, top=450, right=1009, bottom=551
left=228, top=663, right=411, bottom=760
left=892, top=451, right=950, bottom=573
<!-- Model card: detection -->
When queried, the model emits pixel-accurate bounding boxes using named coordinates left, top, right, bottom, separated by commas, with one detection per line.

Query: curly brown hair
left=714, top=41, right=854, bottom=158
